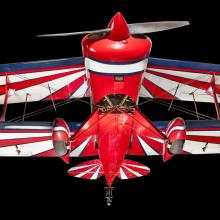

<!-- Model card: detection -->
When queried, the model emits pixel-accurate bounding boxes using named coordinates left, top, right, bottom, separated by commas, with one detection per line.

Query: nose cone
left=108, top=12, right=130, bottom=41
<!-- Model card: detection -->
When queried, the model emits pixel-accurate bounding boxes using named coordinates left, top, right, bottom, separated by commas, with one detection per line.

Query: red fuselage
left=81, top=12, right=152, bottom=185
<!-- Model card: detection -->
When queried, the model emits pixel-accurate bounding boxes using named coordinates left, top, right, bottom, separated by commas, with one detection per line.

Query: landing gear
left=105, top=186, right=114, bottom=206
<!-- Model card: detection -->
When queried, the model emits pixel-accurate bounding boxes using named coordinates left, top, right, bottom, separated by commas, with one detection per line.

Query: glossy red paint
left=52, top=118, right=70, bottom=143
left=163, top=117, right=186, bottom=162
left=71, top=107, right=166, bottom=185
left=76, top=12, right=162, bottom=186
left=89, top=73, right=143, bottom=103
left=108, top=12, right=130, bottom=41
left=82, top=34, right=151, bottom=63
left=82, top=12, right=152, bottom=105
left=52, top=118, right=71, bottom=163
left=98, top=112, right=133, bottom=186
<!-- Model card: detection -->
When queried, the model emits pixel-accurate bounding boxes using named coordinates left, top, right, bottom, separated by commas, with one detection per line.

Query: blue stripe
left=153, top=120, right=220, bottom=130
left=87, top=56, right=146, bottom=65
left=148, top=57, right=220, bottom=72
left=89, top=70, right=144, bottom=76
left=0, top=57, right=84, bottom=73
left=0, top=121, right=81, bottom=131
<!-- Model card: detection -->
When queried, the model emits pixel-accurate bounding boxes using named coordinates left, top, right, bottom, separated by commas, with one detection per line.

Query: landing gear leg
left=105, top=186, right=113, bottom=206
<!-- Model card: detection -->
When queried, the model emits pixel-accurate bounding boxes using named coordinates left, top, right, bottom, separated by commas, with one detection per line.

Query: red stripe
left=68, top=165, right=98, bottom=178
left=34, top=149, right=56, bottom=157
left=44, top=75, right=86, bottom=100
left=0, top=68, right=84, bottom=95
left=186, top=135, right=220, bottom=144
left=141, top=136, right=163, bottom=154
left=0, top=136, right=51, bottom=147
left=147, top=69, right=212, bottom=92
left=123, top=164, right=149, bottom=175
left=82, top=166, right=101, bottom=179
left=0, top=65, right=84, bottom=76
left=127, top=135, right=146, bottom=156
left=142, top=78, right=177, bottom=99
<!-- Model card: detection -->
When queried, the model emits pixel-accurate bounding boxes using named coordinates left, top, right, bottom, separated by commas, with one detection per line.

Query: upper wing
left=141, top=57, right=220, bottom=102
left=0, top=57, right=88, bottom=104
left=128, top=120, right=220, bottom=156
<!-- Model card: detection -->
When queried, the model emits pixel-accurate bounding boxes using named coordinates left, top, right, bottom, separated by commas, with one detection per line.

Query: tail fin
left=68, top=159, right=103, bottom=180
left=117, top=159, right=150, bottom=179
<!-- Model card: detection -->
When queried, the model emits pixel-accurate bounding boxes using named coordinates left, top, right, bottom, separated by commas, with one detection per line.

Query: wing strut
left=190, top=92, right=199, bottom=120
left=168, top=83, right=180, bottom=111
left=48, top=84, right=57, bottom=112
left=207, top=75, right=220, bottom=120
left=22, top=93, right=30, bottom=121
left=0, top=75, right=10, bottom=121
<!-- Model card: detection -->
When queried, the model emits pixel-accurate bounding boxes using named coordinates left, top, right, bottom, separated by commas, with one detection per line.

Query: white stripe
left=53, top=126, right=68, bottom=134
left=70, top=80, right=88, bottom=98
left=90, top=165, right=102, bottom=180
left=122, top=165, right=142, bottom=177
left=146, top=136, right=164, bottom=143
left=0, top=140, right=53, bottom=156
left=119, top=168, right=128, bottom=179
left=187, top=131, right=220, bottom=136
left=0, top=68, right=83, bottom=86
left=167, top=126, right=185, bottom=137
left=183, top=140, right=220, bottom=154
left=147, top=67, right=212, bottom=83
left=0, top=132, right=51, bottom=140
left=4, top=125, right=52, bottom=130
left=123, top=163, right=150, bottom=171
left=75, top=165, right=99, bottom=178
left=145, top=73, right=179, bottom=96
left=137, top=135, right=159, bottom=155
left=68, top=163, right=97, bottom=172
left=139, top=85, right=153, bottom=98
left=70, top=136, right=92, bottom=157
left=167, top=119, right=177, bottom=131
left=85, top=57, right=147, bottom=74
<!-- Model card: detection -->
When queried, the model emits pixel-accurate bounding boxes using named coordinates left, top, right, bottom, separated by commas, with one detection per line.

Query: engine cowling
left=52, top=118, right=71, bottom=163
left=163, top=117, right=186, bottom=162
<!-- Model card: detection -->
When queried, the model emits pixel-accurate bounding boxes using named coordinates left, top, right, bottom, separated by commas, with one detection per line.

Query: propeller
left=36, top=21, right=189, bottom=37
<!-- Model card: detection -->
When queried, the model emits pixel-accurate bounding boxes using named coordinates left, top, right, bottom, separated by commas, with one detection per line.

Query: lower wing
left=0, top=120, right=220, bottom=157
left=128, top=120, right=220, bottom=156
left=0, top=121, right=94, bottom=157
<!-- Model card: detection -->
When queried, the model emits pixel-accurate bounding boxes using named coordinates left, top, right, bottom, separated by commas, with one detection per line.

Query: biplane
left=1, top=12, right=220, bottom=205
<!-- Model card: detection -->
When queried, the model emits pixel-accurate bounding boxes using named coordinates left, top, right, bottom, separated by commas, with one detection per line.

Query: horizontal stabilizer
left=68, top=159, right=103, bottom=180
left=117, top=159, right=150, bottom=179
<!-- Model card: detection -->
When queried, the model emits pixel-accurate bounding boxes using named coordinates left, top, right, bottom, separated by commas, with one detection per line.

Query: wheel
left=168, top=140, right=184, bottom=154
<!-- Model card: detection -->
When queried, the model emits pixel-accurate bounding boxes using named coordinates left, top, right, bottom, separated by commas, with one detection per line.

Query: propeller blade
left=128, top=21, right=190, bottom=34
left=36, top=28, right=110, bottom=37
left=36, top=21, right=189, bottom=37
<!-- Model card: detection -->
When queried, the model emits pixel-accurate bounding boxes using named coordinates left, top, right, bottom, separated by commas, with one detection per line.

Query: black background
left=0, top=0, right=220, bottom=218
